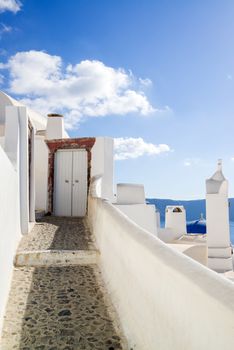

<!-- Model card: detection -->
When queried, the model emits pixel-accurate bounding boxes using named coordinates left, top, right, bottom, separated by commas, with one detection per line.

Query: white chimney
left=46, top=113, right=66, bottom=140
left=165, top=206, right=187, bottom=239
left=206, top=159, right=233, bottom=272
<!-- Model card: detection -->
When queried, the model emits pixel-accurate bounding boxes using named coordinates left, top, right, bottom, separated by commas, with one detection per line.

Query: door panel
left=54, top=151, right=72, bottom=216
left=72, top=150, right=87, bottom=217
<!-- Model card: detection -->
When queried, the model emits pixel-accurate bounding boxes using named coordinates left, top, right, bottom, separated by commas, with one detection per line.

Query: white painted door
left=54, top=150, right=87, bottom=217
left=54, top=150, right=73, bottom=216
left=72, top=150, right=87, bottom=216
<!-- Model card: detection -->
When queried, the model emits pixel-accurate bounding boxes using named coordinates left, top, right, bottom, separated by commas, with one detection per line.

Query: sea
left=160, top=220, right=234, bottom=245
left=229, top=222, right=234, bottom=245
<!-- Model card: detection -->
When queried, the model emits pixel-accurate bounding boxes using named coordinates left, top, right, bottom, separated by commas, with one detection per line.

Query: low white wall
left=114, top=204, right=157, bottom=236
left=0, top=146, right=21, bottom=333
left=88, top=197, right=234, bottom=350
left=35, top=135, right=48, bottom=211
left=116, top=183, right=145, bottom=204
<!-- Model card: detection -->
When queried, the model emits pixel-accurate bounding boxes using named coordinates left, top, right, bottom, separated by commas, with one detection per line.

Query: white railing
left=88, top=196, right=234, bottom=350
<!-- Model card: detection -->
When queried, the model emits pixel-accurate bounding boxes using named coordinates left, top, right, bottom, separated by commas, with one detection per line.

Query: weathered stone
left=58, top=309, right=71, bottom=317
left=1, top=217, right=127, bottom=349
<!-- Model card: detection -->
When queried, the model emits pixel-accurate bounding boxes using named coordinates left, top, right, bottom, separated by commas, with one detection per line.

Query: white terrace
left=0, top=91, right=234, bottom=349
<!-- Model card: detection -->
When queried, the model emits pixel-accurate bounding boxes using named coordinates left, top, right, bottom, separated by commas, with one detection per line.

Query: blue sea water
left=229, top=222, right=234, bottom=245
left=160, top=220, right=234, bottom=245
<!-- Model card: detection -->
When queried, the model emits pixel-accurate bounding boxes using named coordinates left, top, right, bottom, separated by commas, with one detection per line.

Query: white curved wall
left=0, top=146, right=21, bottom=333
left=88, top=197, right=234, bottom=350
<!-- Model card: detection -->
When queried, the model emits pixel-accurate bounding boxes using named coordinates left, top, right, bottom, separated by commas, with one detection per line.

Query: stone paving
left=18, top=217, right=95, bottom=252
left=1, top=217, right=126, bottom=350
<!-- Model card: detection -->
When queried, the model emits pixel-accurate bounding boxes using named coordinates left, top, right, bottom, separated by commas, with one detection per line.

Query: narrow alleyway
left=1, top=217, right=126, bottom=350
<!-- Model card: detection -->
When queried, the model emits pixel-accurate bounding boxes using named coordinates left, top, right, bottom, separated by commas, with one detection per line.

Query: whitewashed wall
left=0, top=146, right=21, bottom=333
left=91, top=137, right=114, bottom=200
left=35, top=135, right=49, bottom=211
left=88, top=197, right=234, bottom=350
left=114, top=204, right=157, bottom=236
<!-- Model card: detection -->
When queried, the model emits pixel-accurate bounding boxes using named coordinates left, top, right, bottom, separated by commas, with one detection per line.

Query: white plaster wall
left=0, top=136, right=4, bottom=147
left=0, top=125, right=4, bottom=137
left=0, top=145, right=21, bottom=334
left=46, top=116, right=68, bottom=140
left=35, top=135, right=49, bottom=211
left=206, top=194, right=230, bottom=247
left=114, top=204, right=157, bottom=236
left=116, top=184, right=145, bottom=204
left=88, top=197, right=234, bottom=350
left=157, top=227, right=179, bottom=243
left=91, top=137, right=114, bottom=200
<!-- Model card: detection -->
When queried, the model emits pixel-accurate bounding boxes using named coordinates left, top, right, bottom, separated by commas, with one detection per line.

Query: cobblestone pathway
left=18, top=217, right=95, bottom=251
left=1, top=218, right=126, bottom=350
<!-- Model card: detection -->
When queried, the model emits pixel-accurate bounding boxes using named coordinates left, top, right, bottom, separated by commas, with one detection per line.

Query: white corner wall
left=88, top=197, right=234, bottom=350
left=35, top=135, right=49, bottom=211
left=91, top=137, right=114, bottom=200
left=0, top=146, right=21, bottom=334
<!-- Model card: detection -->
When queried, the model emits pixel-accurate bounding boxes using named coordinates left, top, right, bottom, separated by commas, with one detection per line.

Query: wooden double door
left=54, top=149, right=87, bottom=217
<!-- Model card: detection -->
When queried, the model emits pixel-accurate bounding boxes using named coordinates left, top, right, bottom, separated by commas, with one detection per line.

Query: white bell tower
left=206, top=159, right=233, bottom=272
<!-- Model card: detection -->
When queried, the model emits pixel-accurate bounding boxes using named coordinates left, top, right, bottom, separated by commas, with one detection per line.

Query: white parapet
left=88, top=196, right=234, bottom=350
left=115, top=203, right=158, bottom=236
left=165, top=205, right=187, bottom=239
left=116, top=183, right=145, bottom=204
left=115, top=183, right=157, bottom=235
left=206, top=159, right=233, bottom=272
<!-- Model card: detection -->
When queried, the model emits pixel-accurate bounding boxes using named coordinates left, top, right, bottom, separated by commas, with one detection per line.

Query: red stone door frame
left=46, top=138, right=95, bottom=214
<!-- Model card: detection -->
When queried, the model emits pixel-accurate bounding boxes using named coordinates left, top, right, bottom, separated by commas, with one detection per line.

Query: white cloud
left=139, top=77, right=152, bottom=87
left=114, top=137, right=171, bottom=160
left=0, top=50, right=169, bottom=129
left=0, top=23, right=12, bottom=38
left=183, top=158, right=201, bottom=167
left=184, top=160, right=191, bottom=167
left=0, top=0, right=21, bottom=13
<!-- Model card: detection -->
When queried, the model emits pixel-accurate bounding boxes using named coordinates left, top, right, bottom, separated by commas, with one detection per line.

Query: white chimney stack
left=165, top=206, right=187, bottom=239
left=206, top=159, right=233, bottom=272
left=46, top=113, right=66, bottom=140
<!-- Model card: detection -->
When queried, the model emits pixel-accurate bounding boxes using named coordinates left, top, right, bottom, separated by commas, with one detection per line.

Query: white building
left=0, top=91, right=234, bottom=349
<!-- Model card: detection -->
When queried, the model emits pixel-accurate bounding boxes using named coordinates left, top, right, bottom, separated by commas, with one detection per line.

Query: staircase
left=1, top=217, right=126, bottom=350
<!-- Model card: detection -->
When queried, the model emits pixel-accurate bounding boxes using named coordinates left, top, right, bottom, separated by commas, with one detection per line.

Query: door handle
left=75, top=180, right=79, bottom=183
left=65, top=180, right=69, bottom=183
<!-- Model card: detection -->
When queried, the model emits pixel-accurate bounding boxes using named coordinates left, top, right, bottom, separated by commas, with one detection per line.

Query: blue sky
left=1, top=0, right=234, bottom=199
